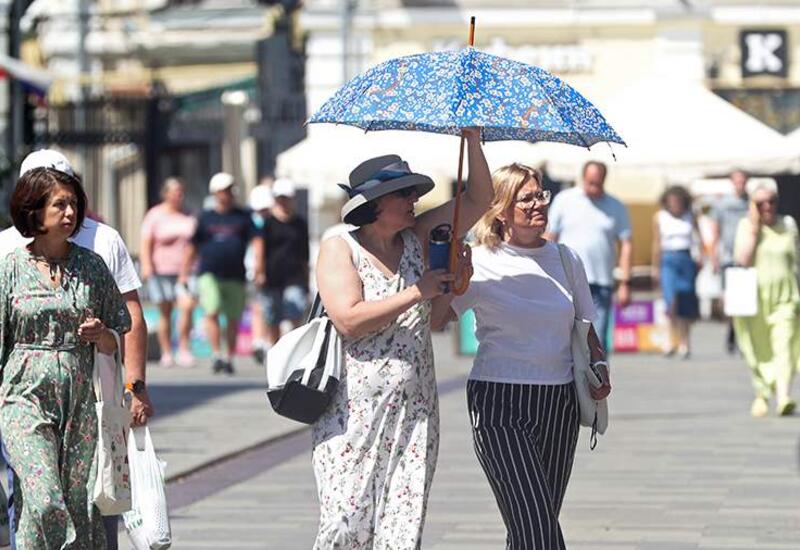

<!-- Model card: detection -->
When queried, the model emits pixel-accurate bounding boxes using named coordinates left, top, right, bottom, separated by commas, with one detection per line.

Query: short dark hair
left=10, top=167, right=87, bottom=238
left=582, top=160, right=607, bottom=179
left=659, top=185, right=693, bottom=213
left=346, top=200, right=380, bottom=227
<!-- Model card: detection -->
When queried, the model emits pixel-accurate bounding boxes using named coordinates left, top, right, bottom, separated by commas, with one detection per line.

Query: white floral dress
left=312, top=229, right=439, bottom=549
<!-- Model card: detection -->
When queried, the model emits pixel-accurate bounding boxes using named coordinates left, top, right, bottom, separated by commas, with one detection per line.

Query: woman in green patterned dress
left=0, top=167, right=131, bottom=548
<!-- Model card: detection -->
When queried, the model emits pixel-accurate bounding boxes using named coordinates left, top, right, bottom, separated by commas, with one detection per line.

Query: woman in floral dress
left=312, top=128, right=492, bottom=548
left=0, top=167, right=131, bottom=548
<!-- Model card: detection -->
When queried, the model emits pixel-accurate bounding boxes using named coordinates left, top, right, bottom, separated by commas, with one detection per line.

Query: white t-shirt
left=657, top=210, right=694, bottom=251
left=451, top=241, right=595, bottom=385
left=0, top=218, right=142, bottom=294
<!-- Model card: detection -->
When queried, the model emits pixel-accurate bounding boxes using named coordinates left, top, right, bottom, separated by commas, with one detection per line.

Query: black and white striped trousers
left=467, top=380, right=580, bottom=550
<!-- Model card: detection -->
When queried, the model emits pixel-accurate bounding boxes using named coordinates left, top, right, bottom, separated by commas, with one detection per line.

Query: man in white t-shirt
left=0, top=149, right=153, bottom=550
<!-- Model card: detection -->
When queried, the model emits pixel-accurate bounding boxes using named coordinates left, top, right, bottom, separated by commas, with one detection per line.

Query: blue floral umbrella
left=308, top=47, right=625, bottom=148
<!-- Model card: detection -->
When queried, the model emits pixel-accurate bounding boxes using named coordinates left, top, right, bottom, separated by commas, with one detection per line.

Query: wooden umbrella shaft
left=447, top=17, right=476, bottom=290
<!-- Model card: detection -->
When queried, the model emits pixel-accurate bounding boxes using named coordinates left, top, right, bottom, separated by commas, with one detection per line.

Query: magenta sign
left=614, top=301, right=654, bottom=326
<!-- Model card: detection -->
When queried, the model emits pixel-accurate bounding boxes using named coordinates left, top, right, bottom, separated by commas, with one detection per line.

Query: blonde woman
left=436, top=163, right=611, bottom=550
left=733, top=183, right=799, bottom=417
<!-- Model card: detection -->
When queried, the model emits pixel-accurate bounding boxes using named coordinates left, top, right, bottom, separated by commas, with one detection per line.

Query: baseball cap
left=272, top=178, right=296, bottom=198
left=209, top=172, right=235, bottom=193
left=249, top=185, right=275, bottom=211
left=19, top=149, right=75, bottom=179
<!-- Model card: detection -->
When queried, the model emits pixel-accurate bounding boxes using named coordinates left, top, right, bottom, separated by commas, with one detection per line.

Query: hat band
left=344, top=172, right=408, bottom=197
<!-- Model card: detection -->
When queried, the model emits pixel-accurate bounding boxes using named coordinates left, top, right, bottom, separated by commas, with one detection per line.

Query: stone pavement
left=120, top=322, right=800, bottom=549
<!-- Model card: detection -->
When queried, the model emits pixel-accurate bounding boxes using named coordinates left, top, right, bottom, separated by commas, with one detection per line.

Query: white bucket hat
left=339, top=155, right=434, bottom=225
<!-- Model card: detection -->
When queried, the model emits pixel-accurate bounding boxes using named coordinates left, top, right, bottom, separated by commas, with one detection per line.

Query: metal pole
left=341, top=0, right=355, bottom=84
left=77, top=0, right=90, bottom=185
left=7, top=0, right=25, bottom=167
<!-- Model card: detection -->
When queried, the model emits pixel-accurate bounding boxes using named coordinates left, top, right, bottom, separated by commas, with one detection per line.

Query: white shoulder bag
left=557, top=244, right=609, bottom=447
left=93, top=329, right=133, bottom=515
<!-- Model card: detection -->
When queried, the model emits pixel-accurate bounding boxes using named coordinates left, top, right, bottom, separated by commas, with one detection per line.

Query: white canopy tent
left=529, top=78, right=800, bottom=193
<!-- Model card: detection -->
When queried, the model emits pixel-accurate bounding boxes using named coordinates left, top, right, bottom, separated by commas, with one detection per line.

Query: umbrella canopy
left=309, top=47, right=625, bottom=148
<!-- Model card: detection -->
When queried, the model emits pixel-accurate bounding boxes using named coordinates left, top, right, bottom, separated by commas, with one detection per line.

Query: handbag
left=557, top=244, right=609, bottom=447
left=93, top=329, right=133, bottom=515
left=265, top=294, right=342, bottom=424
left=723, top=267, right=758, bottom=317
left=123, top=427, right=172, bottom=550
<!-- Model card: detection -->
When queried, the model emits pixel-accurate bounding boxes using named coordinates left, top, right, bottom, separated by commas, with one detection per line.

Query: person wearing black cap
left=311, top=127, right=492, bottom=547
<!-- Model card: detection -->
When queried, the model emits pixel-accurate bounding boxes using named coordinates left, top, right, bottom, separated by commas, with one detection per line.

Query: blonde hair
left=160, top=177, right=184, bottom=199
left=472, top=163, right=542, bottom=250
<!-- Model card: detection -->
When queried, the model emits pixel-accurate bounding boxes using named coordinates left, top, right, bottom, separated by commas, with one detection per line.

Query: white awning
left=532, top=77, right=800, bottom=182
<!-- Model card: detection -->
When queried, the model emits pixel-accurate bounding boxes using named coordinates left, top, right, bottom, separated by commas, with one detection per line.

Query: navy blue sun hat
left=339, top=155, right=434, bottom=225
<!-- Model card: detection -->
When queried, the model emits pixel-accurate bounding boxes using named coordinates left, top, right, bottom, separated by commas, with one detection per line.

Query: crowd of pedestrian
left=0, top=141, right=796, bottom=549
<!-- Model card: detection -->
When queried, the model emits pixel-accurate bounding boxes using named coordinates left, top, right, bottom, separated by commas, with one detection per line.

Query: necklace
left=28, top=249, right=70, bottom=283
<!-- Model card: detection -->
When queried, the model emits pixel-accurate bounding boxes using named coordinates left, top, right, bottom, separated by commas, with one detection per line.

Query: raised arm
left=414, top=128, right=493, bottom=247
left=317, top=237, right=450, bottom=339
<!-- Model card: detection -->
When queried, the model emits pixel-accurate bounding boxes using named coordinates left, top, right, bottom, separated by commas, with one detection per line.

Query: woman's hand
left=590, top=382, right=612, bottom=401
left=589, top=362, right=612, bottom=400
left=414, top=269, right=454, bottom=301
left=140, top=264, right=152, bottom=281
left=452, top=241, right=473, bottom=294
left=79, top=318, right=116, bottom=354
left=747, top=200, right=762, bottom=234
left=461, top=126, right=482, bottom=143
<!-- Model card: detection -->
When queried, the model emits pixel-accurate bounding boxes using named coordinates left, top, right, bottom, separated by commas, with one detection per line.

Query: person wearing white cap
left=180, top=172, right=264, bottom=374
left=311, top=128, right=490, bottom=547
left=0, top=152, right=141, bottom=548
left=254, top=177, right=310, bottom=351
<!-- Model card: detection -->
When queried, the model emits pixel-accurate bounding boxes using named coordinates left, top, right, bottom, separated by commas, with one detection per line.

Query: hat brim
left=341, top=174, right=434, bottom=225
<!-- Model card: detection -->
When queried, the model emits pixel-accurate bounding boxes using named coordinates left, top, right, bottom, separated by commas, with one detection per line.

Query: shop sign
left=740, top=29, right=788, bottom=78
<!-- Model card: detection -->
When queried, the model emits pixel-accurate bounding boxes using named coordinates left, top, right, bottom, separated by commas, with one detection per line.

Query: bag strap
left=92, top=329, right=124, bottom=406
left=557, top=243, right=576, bottom=298
left=307, top=231, right=364, bottom=323
left=558, top=243, right=601, bottom=448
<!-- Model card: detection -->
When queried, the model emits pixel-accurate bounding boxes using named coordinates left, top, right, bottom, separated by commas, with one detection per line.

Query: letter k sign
left=744, top=33, right=785, bottom=74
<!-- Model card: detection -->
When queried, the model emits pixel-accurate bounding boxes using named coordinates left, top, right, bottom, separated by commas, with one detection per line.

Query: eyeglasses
left=755, top=197, right=777, bottom=208
left=514, top=189, right=552, bottom=209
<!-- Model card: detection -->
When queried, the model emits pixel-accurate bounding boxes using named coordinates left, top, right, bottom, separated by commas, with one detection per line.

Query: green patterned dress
left=0, top=245, right=131, bottom=549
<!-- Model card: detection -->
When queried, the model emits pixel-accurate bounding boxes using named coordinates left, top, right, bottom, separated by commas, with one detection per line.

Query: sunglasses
left=392, top=187, right=417, bottom=198
left=514, top=189, right=552, bottom=209
left=755, top=197, right=777, bottom=207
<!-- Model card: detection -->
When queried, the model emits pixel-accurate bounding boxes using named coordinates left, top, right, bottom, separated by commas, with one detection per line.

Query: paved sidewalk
left=138, top=322, right=800, bottom=549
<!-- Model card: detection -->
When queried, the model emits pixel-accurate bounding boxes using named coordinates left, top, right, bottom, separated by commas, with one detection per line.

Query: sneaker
left=751, top=397, right=769, bottom=418
left=159, top=354, right=174, bottom=368
left=175, top=350, right=195, bottom=368
left=212, top=357, right=226, bottom=374
left=252, top=346, right=265, bottom=366
left=776, top=399, right=796, bottom=417
left=222, top=359, right=235, bottom=375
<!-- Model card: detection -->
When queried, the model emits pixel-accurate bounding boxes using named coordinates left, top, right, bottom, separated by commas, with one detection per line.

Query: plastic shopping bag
left=123, top=427, right=172, bottom=550
left=0, top=481, right=9, bottom=547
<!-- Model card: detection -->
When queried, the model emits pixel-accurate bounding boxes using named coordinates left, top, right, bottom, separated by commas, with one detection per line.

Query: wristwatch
left=125, top=380, right=146, bottom=395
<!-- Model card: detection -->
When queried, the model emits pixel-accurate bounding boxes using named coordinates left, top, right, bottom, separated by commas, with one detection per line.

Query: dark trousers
left=467, top=380, right=580, bottom=550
